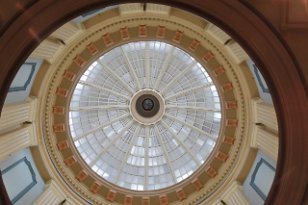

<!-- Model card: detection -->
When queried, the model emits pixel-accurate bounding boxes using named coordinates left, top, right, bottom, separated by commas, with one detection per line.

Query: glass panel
left=68, top=41, right=222, bottom=191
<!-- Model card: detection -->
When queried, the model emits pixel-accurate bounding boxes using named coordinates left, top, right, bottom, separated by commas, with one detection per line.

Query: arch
left=0, top=1, right=307, bottom=205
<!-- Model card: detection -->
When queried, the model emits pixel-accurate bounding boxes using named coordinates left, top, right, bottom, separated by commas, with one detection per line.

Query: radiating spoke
left=153, top=47, right=175, bottom=90
left=70, top=104, right=128, bottom=111
left=79, top=80, right=130, bottom=100
left=121, top=46, right=142, bottom=90
left=165, top=82, right=213, bottom=100
left=166, top=104, right=219, bottom=112
left=145, top=42, right=151, bottom=88
left=144, top=126, right=149, bottom=187
left=73, top=113, right=130, bottom=141
left=154, top=125, right=177, bottom=183
left=115, top=123, right=140, bottom=183
left=161, top=62, right=196, bottom=95
left=89, top=120, right=134, bottom=167
left=165, top=113, right=217, bottom=141
left=160, top=120, right=201, bottom=166
left=97, top=60, right=135, bottom=94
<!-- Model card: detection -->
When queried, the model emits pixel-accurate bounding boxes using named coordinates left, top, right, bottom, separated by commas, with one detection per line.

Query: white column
left=51, top=22, right=83, bottom=44
left=119, top=3, right=143, bottom=15
left=205, top=23, right=231, bottom=44
left=33, top=180, right=66, bottom=205
left=252, top=98, right=278, bottom=132
left=251, top=126, right=279, bottom=161
left=226, top=42, right=248, bottom=64
left=30, top=38, right=62, bottom=63
left=146, top=4, right=170, bottom=15
left=0, top=124, right=37, bottom=161
left=0, top=97, right=37, bottom=132
left=221, top=181, right=251, bottom=205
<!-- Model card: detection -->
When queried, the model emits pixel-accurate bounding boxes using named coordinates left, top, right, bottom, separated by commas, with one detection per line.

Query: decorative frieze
left=176, top=188, right=186, bottom=201
left=172, top=30, right=184, bottom=43
left=102, top=33, right=114, bottom=47
left=87, top=43, right=99, bottom=55
left=90, top=182, right=101, bottom=194
left=226, top=119, right=238, bottom=127
left=123, top=195, right=133, bottom=205
left=120, top=27, right=130, bottom=40
left=142, top=197, right=150, bottom=205
left=57, top=140, right=69, bottom=150
left=189, top=39, right=200, bottom=51
left=159, top=195, right=169, bottom=205
left=223, top=136, right=236, bottom=145
left=75, top=170, right=88, bottom=182
left=202, top=51, right=215, bottom=63
left=56, top=87, right=69, bottom=97
left=63, top=70, right=76, bottom=81
left=73, top=55, right=86, bottom=67
left=192, top=178, right=203, bottom=191
left=213, top=66, right=225, bottom=77
left=222, top=82, right=233, bottom=92
left=53, top=123, right=66, bottom=133
left=64, top=156, right=77, bottom=167
left=138, top=25, right=148, bottom=37
left=225, top=101, right=238, bottom=109
left=52, top=106, right=65, bottom=115
left=216, top=151, right=229, bottom=162
left=106, top=190, right=117, bottom=202
left=156, top=26, right=166, bottom=38
left=206, top=166, right=217, bottom=177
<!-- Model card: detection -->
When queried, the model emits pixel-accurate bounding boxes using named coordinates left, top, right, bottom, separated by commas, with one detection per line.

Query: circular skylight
left=68, top=41, right=222, bottom=191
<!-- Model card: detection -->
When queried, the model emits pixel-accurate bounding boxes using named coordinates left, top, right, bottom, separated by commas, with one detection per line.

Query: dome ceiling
left=35, top=3, right=249, bottom=205
left=68, top=41, right=222, bottom=191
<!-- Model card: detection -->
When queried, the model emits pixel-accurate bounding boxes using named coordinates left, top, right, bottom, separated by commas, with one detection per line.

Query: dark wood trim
left=0, top=170, right=12, bottom=205
left=0, top=0, right=307, bottom=204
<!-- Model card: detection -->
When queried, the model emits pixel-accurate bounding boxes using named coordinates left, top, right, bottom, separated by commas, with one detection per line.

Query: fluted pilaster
left=30, top=38, right=62, bottom=63
left=251, top=126, right=278, bottom=160
left=51, top=22, right=83, bottom=44
left=221, top=181, right=250, bottom=205
left=252, top=98, right=278, bottom=132
left=206, top=23, right=231, bottom=44
left=226, top=42, right=248, bottom=64
left=119, top=3, right=143, bottom=15
left=0, top=97, right=37, bottom=132
left=33, top=180, right=65, bottom=205
left=0, top=124, right=37, bottom=160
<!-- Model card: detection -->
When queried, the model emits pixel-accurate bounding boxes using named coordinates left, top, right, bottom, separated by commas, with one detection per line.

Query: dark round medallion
left=142, top=98, right=154, bottom=111
left=136, top=94, right=160, bottom=118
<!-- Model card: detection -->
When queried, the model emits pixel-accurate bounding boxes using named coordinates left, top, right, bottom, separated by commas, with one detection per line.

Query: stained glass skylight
left=68, top=41, right=222, bottom=191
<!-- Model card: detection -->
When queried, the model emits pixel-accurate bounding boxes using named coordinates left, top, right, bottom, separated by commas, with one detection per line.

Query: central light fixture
left=142, top=98, right=154, bottom=111
left=130, top=89, right=165, bottom=125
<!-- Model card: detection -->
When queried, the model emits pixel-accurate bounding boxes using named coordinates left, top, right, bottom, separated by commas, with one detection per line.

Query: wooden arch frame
left=0, top=1, right=307, bottom=205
